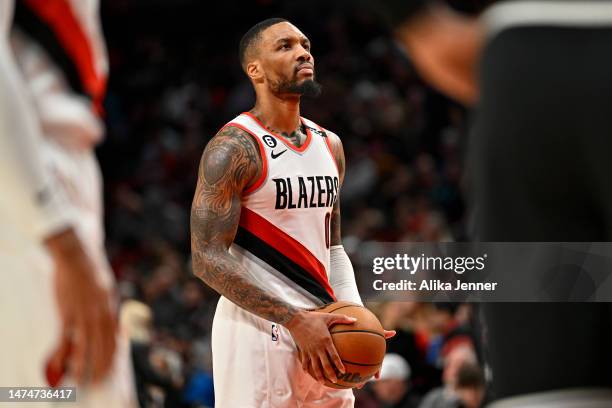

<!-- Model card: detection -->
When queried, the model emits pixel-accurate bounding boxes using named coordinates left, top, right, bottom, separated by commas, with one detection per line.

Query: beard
left=271, top=75, right=322, bottom=98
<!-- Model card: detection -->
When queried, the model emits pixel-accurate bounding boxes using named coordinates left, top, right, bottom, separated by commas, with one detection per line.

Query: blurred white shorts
left=0, top=138, right=137, bottom=407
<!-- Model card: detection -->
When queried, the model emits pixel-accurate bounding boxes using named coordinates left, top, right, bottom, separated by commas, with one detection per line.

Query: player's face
left=258, top=22, right=320, bottom=97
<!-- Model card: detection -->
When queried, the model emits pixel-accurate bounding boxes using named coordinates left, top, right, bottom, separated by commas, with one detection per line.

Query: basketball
left=319, top=301, right=387, bottom=389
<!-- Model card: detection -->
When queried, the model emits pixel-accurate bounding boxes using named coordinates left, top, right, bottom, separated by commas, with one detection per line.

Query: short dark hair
left=239, top=18, right=288, bottom=69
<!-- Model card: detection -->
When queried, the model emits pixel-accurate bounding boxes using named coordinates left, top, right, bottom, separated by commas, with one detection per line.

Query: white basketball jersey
left=226, top=112, right=340, bottom=308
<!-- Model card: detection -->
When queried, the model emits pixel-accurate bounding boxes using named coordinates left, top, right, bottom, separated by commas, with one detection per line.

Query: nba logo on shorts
left=271, top=324, right=279, bottom=342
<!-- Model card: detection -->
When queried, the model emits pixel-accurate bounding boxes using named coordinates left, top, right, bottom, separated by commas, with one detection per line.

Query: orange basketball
left=319, top=301, right=386, bottom=389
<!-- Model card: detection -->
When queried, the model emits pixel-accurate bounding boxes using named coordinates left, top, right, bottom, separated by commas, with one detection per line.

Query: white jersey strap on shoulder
left=301, top=117, right=339, bottom=174
left=228, top=113, right=270, bottom=139
left=483, top=1, right=612, bottom=39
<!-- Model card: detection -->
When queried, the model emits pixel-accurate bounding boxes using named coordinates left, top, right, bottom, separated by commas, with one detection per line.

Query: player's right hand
left=44, top=229, right=117, bottom=385
left=285, top=309, right=356, bottom=384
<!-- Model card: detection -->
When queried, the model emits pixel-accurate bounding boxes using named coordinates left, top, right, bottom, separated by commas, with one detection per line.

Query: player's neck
left=251, top=94, right=301, bottom=135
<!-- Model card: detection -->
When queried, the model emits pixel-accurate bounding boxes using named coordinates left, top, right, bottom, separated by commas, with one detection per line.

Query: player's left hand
left=355, top=329, right=396, bottom=389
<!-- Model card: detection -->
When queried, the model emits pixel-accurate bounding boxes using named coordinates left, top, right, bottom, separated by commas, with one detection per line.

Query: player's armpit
left=325, top=132, right=345, bottom=247
left=326, top=131, right=345, bottom=185
left=190, top=126, right=300, bottom=325
left=330, top=197, right=342, bottom=247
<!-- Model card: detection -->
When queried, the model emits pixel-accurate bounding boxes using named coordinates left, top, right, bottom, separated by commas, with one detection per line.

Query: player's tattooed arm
left=190, top=126, right=299, bottom=325
left=327, top=132, right=345, bottom=246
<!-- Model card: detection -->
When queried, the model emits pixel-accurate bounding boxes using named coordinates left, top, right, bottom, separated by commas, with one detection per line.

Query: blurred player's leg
left=40, top=133, right=137, bottom=408
left=4, top=2, right=137, bottom=405
left=0, top=4, right=61, bottom=402
left=0, top=246, right=60, bottom=408
left=472, top=19, right=612, bottom=404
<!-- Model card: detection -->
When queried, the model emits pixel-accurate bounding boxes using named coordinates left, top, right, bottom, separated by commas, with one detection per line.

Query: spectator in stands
left=374, top=354, right=421, bottom=408
left=121, top=300, right=184, bottom=407
left=356, top=353, right=421, bottom=408
left=418, top=346, right=478, bottom=408
left=454, top=362, right=485, bottom=408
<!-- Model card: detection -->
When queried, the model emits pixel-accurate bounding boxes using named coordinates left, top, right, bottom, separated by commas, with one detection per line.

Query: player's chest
left=250, top=146, right=339, bottom=211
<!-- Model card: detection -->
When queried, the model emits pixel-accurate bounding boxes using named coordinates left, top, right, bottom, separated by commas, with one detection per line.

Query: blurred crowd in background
left=99, top=0, right=487, bottom=407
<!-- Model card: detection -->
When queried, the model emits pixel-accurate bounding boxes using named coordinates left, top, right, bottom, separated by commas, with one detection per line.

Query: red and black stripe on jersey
left=14, top=0, right=106, bottom=114
left=233, top=207, right=336, bottom=304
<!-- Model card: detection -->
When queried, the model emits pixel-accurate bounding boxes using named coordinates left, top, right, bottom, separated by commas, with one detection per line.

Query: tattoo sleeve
left=328, top=133, right=346, bottom=246
left=190, top=126, right=299, bottom=325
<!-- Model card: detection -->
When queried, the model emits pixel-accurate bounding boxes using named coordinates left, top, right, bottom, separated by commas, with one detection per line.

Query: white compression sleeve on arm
left=329, top=245, right=363, bottom=305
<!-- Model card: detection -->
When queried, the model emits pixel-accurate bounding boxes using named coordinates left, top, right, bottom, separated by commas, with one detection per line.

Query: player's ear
left=246, top=61, right=263, bottom=83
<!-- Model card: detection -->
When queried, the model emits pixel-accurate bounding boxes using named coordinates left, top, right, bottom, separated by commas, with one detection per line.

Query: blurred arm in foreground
left=383, top=1, right=484, bottom=105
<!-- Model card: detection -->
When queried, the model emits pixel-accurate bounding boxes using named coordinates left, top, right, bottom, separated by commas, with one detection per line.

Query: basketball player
left=0, top=1, right=136, bottom=406
left=382, top=0, right=612, bottom=406
left=191, top=18, right=394, bottom=407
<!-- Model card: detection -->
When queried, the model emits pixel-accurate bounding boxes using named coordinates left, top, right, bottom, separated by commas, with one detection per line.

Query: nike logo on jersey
left=271, top=149, right=287, bottom=159
left=273, top=176, right=339, bottom=209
